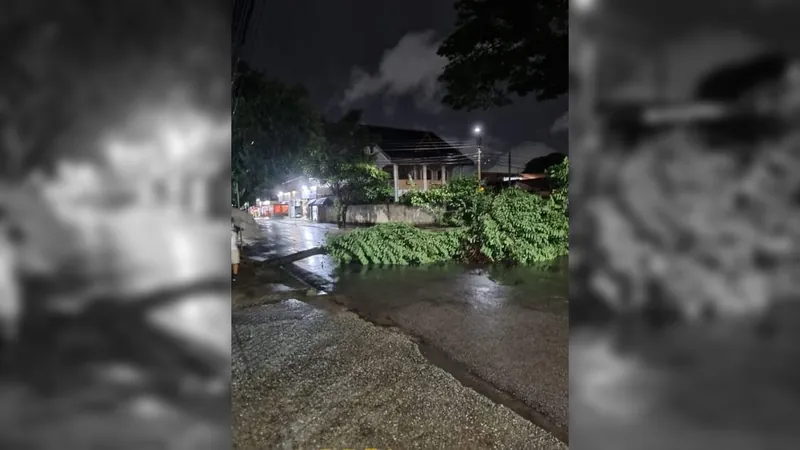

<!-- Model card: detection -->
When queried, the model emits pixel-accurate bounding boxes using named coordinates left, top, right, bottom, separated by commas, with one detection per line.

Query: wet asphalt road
left=245, top=217, right=340, bottom=277
left=232, top=299, right=565, bottom=449
left=240, top=217, right=568, bottom=444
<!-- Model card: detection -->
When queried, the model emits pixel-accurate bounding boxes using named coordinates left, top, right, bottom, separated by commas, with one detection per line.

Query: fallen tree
left=257, top=246, right=327, bottom=267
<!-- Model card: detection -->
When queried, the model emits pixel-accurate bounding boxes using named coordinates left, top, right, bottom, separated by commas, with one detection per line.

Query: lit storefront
left=275, top=177, right=328, bottom=219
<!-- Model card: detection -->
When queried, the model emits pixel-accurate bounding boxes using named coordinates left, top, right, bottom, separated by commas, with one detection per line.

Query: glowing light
left=573, top=0, right=597, bottom=13
left=473, top=126, right=482, bottom=135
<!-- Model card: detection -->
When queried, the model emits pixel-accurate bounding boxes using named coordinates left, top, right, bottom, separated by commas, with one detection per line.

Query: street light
left=472, top=125, right=484, bottom=180
left=572, top=0, right=598, bottom=14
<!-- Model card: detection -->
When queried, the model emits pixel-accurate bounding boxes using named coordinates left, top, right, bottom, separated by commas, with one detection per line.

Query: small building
left=308, top=196, right=334, bottom=222
left=362, top=125, right=474, bottom=201
left=274, top=176, right=330, bottom=218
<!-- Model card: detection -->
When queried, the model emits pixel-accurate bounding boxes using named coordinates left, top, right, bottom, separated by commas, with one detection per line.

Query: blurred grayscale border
left=571, top=0, right=800, bottom=448
left=0, top=1, right=231, bottom=448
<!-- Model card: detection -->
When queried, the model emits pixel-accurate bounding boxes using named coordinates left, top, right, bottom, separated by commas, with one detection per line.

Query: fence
left=315, top=204, right=436, bottom=225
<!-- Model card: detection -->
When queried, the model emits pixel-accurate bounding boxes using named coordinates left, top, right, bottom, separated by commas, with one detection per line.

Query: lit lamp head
left=572, top=0, right=598, bottom=14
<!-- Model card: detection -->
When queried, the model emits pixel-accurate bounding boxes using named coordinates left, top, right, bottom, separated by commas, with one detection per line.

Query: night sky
left=241, top=0, right=568, bottom=172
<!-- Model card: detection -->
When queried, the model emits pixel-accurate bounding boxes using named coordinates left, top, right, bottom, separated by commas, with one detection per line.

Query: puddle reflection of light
left=302, top=227, right=314, bottom=247
left=468, top=277, right=507, bottom=309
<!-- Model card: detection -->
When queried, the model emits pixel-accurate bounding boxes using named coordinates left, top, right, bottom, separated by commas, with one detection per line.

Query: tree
left=302, top=110, right=391, bottom=227
left=328, top=163, right=392, bottom=227
left=232, top=63, right=322, bottom=206
left=523, top=152, right=567, bottom=174
left=437, top=0, right=568, bottom=111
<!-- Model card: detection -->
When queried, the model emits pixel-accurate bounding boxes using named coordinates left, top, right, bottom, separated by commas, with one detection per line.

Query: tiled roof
left=362, top=125, right=473, bottom=166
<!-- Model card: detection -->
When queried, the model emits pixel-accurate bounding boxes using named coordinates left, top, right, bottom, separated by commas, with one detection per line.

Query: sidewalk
left=232, top=299, right=566, bottom=449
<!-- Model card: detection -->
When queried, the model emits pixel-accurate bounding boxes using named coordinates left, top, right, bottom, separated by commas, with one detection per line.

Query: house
left=361, top=125, right=474, bottom=200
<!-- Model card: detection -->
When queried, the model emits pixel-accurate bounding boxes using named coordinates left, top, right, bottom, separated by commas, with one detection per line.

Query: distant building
left=274, top=176, right=330, bottom=218
left=362, top=125, right=474, bottom=201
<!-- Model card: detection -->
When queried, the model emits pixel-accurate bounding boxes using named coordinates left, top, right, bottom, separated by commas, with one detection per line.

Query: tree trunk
left=334, top=198, right=345, bottom=228
left=339, top=203, right=349, bottom=229
left=259, top=246, right=326, bottom=266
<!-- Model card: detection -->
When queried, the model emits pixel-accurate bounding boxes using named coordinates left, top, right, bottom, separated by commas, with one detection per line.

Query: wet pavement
left=245, top=218, right=341, bottom=285
left=232, top=299, right=565, bottom=449
left=332, top=263, right=569, bottom=434
left=239, top=218, right=569, bottom=444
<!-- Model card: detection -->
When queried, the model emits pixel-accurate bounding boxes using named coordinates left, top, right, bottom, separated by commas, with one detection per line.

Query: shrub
left=399, top=177, right=486, bottom=226
left=330, top=160, right=570, bottom=266
left=546, top=156, right=569, bottom=214
left=325, top=222, right=464, bottom=266
left=466, top=187, right=569, bottom=264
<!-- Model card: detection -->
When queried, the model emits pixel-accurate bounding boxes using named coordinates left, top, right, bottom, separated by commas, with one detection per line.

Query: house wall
left=317, top=204, right=437, bottom=225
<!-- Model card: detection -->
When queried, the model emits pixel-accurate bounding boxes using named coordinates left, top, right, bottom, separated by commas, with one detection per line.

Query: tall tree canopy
left=303, top=110, right=391, bottom=227
left=232, top=63, right=322, bottom=205
left=523, top=152, right=567, bottom=174
left=437, top=0, right=568, bottom=110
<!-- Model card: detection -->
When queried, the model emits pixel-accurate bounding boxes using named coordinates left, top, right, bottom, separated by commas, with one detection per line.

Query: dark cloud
left=243, top=0, right=567, bottom=153
left=341, top=30, right=446, bottom=114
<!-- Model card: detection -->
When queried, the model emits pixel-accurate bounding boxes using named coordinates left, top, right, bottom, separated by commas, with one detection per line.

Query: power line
left=370, top=141, right=475, bottom=149
left=375, top=144, right=488, bottom=152
left=371, top=138, right=474, bottom=144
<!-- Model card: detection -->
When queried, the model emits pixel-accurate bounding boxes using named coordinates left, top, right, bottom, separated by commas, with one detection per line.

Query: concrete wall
left=317, top=204, right=436, bottom=225
left=311, top=204, right=337, bottom=223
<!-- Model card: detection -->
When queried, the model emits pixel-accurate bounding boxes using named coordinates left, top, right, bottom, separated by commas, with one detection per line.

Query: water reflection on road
left=248, top=219, right=569, bottom=431
left=334, top=260, right=568, bottom=316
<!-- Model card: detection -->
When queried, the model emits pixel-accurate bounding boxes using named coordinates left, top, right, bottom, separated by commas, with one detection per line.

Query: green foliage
left=302, top=110, right=375, bottom=180
left=302, top=110, right=392, bottom=224
left=336, top=163, right=393, bottom=205
left=437, top=0, right=567, bottom=110
left=546, top=157, right=569, bottom=213
left=466, top=188, right=569, bottom=264
left=232, top=63, right=322, bottom=205
left=330, top=160, right=570, bottom=266
left=326, top=223, right=464, bottom=266
left=399, top=177, right=486, bottom=226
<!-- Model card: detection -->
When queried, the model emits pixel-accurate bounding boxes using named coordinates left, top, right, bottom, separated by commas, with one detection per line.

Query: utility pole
left=473, top=126, right=483, bottom=181
left=234, top=180, right=240, bottom=209
left=507, top=151, right=511, bottom=186
left=477, top=146, right=482, bottom=180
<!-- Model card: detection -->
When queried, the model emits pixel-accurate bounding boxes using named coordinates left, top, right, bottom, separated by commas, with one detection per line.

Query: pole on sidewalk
left=235, top=180, right=240, bottom=209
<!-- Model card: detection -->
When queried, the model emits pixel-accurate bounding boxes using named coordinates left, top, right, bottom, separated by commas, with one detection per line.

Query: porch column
left=393, top=163, right=399, bottom=202
left=441, top=165, right=446, bottom=184
left=422, top=164, right=428, bottom=191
